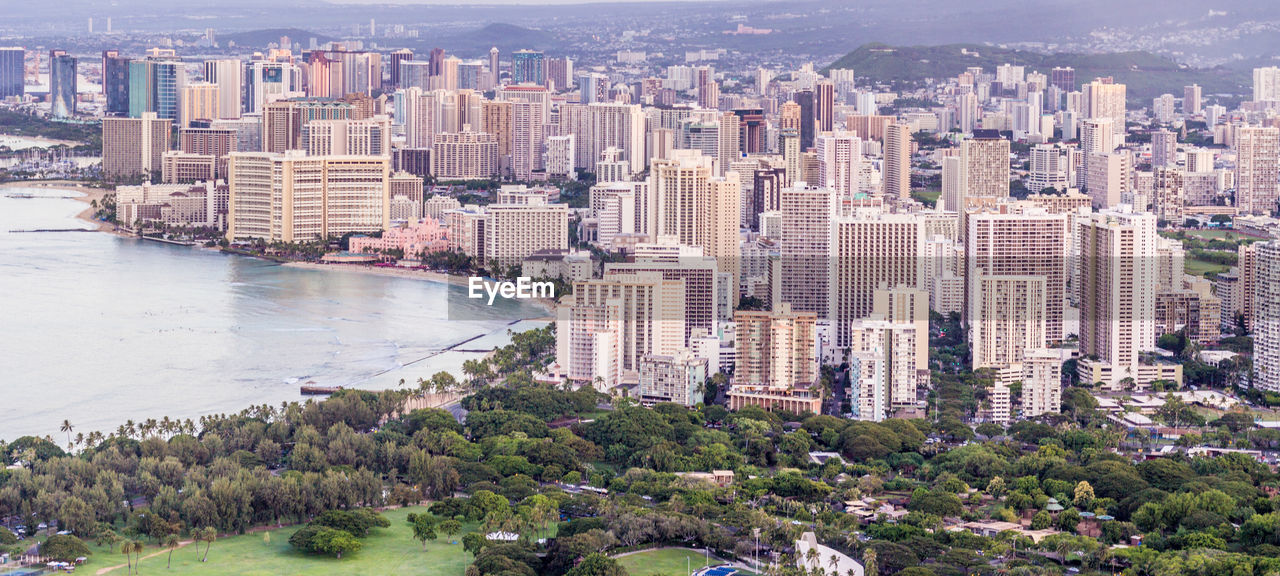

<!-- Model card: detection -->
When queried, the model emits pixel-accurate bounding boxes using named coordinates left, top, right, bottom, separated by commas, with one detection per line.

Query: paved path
left=94, top=540, right=194, bottom=575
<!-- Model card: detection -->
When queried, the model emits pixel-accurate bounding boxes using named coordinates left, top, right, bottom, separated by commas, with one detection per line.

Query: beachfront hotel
left=226, top=151, right=390, bottom=243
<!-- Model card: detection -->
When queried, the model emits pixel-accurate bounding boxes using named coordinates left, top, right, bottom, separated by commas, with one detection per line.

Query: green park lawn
left=1184, top=256, right=1230, bottom=278
left=614, top=548, right=755, bottom=576
left=76, top=507, right=472, bottom=576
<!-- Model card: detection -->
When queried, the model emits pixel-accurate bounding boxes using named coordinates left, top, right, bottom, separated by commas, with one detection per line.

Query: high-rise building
left=728, top=303, right=822, bottom=413
left=227, top=151, right=390, bottom=243
left=1018, top=349, right=1063, bottom=418
left=815, top=131, right=861, bottom=198
left=102, top=113, right=173, bottom=180
left=848, top=316, right=920, bottom=420
left=814, top=80, right=835, bottom=133
left=489, top=46, right=500, bottom=86
left=638, top=352, right=708, bottom=407
left=883, top=123, right=912, bottom=199
left=388, top=49, right=413, bottom=89
left=1234, top=125, right=1280, bottom=215
left=48, top=50, right=77, bottom=118
left=1254, top=67, right=1280, bottom=103
left=484, top=201, right=569, bottom=269
left=0, top=47, right=22, bottom=100
left=965, top=207, right=1068, bottom=352
left=203, top=59, right=242, bottom=119
left=102, top=50, right=130, bottom=116
left=261, top=99, right=352, bottom=153
left=958, top=130, right=1010, bottom=207
left=1082, top=78, right=1126, bottom=134
left=557, top=271, right=686, bottom=385
left=511, top=50, right=545, bottom=86
left=306, top=116, right=391, bottom=156
left=131, top=53, right=184, bottom=122
left=431, top=131, right=499, bottom=179
left=1085, top=152, right=1132, bottom=209
left=1077, top=209, right=1162, bottom=389
left=1183, top=84, right=1202, bottom=116
left=1151, top=128, right=1177, bottom=168
left=511, top=100, right=546, bottom=180
left=831, top=208, right=924, bottom=348
left=778, top=184, right=833, bottom=316
left=794, top=90, right=815, bottom=150
left=179, top=82, right=219, bottom=129
left=1049, top=67, right=1075, bottom=92
left=1252, top=241, right=1280, bottom=392
left=651, top=150, right=742, bottom=293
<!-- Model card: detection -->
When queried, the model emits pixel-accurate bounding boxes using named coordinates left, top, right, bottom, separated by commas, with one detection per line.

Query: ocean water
left=0, top=188, right=546, bottom=440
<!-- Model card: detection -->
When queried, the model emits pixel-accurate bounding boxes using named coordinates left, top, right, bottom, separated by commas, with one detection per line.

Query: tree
left=60, top=420, right=74, bottom=450
left=862, top=547, right=878, bottom=576
left=164, top=534, right=180, bottom=569
left=1030, top=510, right=1052, bottom=530
left=461, top=532, right=487, bottom=557
left=41, top=534, right=91, bottom=562
left=408, top=513, right=438, bottom=549
left=1073, top=481, right=1095, bottom=508
left=439, top=518, right=462, bottom=542
left=199, top=527, right=217, bottom=562
left=565, top=552, right=629, bottom=576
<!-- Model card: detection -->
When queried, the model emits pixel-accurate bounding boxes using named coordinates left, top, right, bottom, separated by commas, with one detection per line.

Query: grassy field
left=614, top=548, right=758, bottom=576
left=1185, top=257, right=1231, bottom=278
left=617, top=548, right=716, bottom=576
left=74, top=507, right=472, bottom=576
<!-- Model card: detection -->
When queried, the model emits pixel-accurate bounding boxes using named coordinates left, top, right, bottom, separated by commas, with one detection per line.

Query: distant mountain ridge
left=825, top=42, right=1250, bottom=100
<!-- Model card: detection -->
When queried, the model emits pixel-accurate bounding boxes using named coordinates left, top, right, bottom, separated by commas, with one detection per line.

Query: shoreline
left=283, top=261, right=557, bottom=317
left=1, top=180, right=121, bottom=234
left=3, top=180, right=559, bottom=317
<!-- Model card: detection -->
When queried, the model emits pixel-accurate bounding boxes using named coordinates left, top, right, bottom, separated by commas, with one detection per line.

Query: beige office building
left=179, top=82, right=220, bottom=129
left=831, top=208, right=925, bottom=348
left=650, top=150, right=742, bottom=294
left=883, top=123, right=912, bottom=199
left=227, top=151, right=390, bottom=243
left=1234, top=125, right=1280, bottom=215
left=728, top=303, right=822, bottom=413
left=431, top=131, right=499, bottom=179
left=1077, top=209, right=1161, bottom=389
left=484, top=201, right=569, bottom=269
left=103, top=113, right=172, bottom=180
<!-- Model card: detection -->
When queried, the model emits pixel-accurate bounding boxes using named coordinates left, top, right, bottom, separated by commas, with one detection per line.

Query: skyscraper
left=883, top=122, right=912, bottom=199
left=388, top=49, right=413, bottom=89
left=489, top=46, right=500, bottom=86
left=1252, top=241, right=1280, bottom=393
left=511, top=50, right=545, bottom=86
left=778, top=184, right=833, bottom=317
left=227, top=151, right=390, bottom=243
left=1234, top=125, right=1280, bottom=215
left=1077, top=209, right=1160, bottom=389
left=651, top=150, right=742, bottom=292
left=0, top=47, right=22, bottom=100
left=958, top=131, right=1010, bottom=207
left=831, top=208, right=924, bottom=348
left=794, top=90, right=815, bottom=150
left=203, top=59, right=243, bottom=120
left=102, top=113, right=172, bottom=180
left=428, top=47, right=446, bottom=77
left=814, top=80, right=835, bottom=133
left=48, top=50, right=77, bottom=118
left=1049, top=66, right=1075, bottom=92
left=1254, top=67, right=1280, bottom=103
left=1183, top=84, right=1202, bottom=115
left=1082, top=78, right=1126, bottom=135
left=815, top=131, right=861, bottom=198
left=102, top=50, right=130, bottom=116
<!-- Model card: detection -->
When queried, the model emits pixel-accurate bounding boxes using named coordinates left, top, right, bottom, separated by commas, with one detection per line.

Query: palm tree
left=200, top=527, right=216, bottom=562
left=862, top=548, right=877, bottom=576
left=131, top=540, right=145, bottom=573
left=60, top=420, right=74, bottom=449
left=121, top=538, right=135, bottom=575
left=164, top=534, right=180, bottom=569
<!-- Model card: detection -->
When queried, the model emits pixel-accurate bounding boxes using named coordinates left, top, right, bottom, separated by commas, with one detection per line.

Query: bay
left=0, top=187, right=546, bottom=440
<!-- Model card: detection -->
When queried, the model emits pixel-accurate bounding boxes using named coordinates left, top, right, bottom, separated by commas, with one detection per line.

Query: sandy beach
left=1, top=180, right=115, bottom=232
left=283, top=261, right=557, bottom=317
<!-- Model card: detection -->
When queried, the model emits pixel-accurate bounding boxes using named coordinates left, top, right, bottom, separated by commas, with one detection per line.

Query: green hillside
left=825, top=43, right=1249, bottom=100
